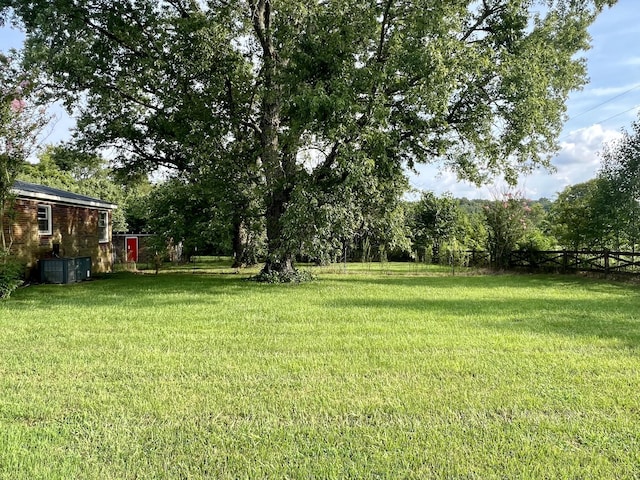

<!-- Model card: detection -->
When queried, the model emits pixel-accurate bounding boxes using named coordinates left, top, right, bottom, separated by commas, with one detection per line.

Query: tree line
left=16, top=111, right=640, bottom=271
left=1, top=0, right=616, bottom=281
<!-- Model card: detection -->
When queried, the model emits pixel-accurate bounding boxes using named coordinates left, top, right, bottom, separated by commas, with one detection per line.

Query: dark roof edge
left=11, top=180, right=118, bottom=210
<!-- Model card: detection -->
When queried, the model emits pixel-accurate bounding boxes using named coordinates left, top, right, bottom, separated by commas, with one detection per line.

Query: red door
left=126, top=237, right=139, bottom=262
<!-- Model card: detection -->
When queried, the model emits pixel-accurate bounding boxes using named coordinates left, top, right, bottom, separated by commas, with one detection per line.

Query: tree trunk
left=0, top=202, right=6, bottom=252
left=231, top=216, right=261, bottom=268
left=262, top=184, right=296, bottom=276
left=252, top=0, right=298, bottom=278
left=231, top=217, right=246, bottom=268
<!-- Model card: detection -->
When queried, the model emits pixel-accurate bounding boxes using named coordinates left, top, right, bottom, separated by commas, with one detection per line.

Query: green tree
left=283, top=166, right=410, bottom=265
left=143, top=176, right=265, bottom=264
left=457, top=198, right=490, bottom=252
left=550, top=179, right=613, bottom=250
left=599, top=117, right=640, bottom=250
left=19, top=153, right=76, bottom=191
left=19, top=146, right=132, bottom=231
left=2, top=0, right=616, bottom=278
left=0, top=49, right=48, bottom=250
left=411, top=192, right=463, bottom=263
left=518, top=200, right=557, bottom=251
left=483, top=193, right=531, bottom=268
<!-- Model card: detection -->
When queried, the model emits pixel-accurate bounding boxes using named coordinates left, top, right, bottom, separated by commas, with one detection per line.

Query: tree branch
left=376, top=0, right=395, bottom=63
left=460, top=0, right=505, bottom=43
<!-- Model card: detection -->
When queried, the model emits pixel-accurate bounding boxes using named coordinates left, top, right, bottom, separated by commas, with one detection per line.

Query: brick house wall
left=3, top=184, right=116, bottom=278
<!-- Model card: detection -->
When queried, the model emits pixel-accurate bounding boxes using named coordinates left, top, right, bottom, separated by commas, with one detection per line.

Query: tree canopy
left=0, top=49, right=48, bottom=250
left=0, top=0, right=616, bottom=276
left=599, top=117, right=640, bottom=249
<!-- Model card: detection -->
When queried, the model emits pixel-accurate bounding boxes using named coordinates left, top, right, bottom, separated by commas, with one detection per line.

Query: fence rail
left=467, top=249, right=640, bottom=275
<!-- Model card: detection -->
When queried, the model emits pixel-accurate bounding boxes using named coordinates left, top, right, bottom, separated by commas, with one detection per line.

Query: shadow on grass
left=322, top=272, right=639, bottom=296
left=9, top=271, right=253, bottom=311
left=8, top=270, right=640, bottom=348
left=327, top=293, right=640, bottom=349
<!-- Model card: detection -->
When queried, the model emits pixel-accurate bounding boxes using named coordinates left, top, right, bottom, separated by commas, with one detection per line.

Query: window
left=37, top=205, right=52, bottom=235
left=98, top=210, right=109, bottom=243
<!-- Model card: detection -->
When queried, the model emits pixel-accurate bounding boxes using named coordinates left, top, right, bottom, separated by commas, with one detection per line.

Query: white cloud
left=520, top=124, right=623, bottom=198
left=406, top=124, right=624, bottom=200
left=556, top=124, right=622, bottom=166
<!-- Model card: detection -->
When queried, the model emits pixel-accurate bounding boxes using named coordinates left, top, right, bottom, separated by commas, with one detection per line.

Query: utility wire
left=560, top=104, right=640, bottom=141
left=595, top=104, right=640, bottom=125
left=569, top=83, right=640, bottom=121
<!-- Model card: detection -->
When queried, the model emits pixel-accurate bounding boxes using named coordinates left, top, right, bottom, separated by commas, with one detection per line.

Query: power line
left=560, top=104, right=640, bottom=141
left=595, top=104, right=640, bottom=125
left=569, top=83, right=640, bottom=121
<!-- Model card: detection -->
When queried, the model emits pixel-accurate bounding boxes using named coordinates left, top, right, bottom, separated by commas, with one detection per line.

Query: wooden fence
left=467, top=249, right=640, bottom=275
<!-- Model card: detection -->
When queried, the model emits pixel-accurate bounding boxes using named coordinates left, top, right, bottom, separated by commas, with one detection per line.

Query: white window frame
left=37, top=204, right=52, bottom=235
left=98, top=210, right=109, bottom=243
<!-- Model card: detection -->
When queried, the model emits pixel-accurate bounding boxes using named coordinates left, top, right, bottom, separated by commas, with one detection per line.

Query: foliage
left=599, top=116, right=640, bottom=249
left=282, top=170, right=410, bottom=265
left=142, top=177, right=265, bottom=263
left=458, top=210, right=489, bottom=252
left=483, top=192, right=531, bottom=268
left=410, top=191, right=464, bottom=262
left=550, top=178, right=613, bottom=250
left=19, top=145, right=134, bottom=232
left=519, top=201, right=557, bottom=250
left=548, top=117, right=640, bottom=252
left=440, top=239, right=470, bottom=269
left=520, top=227, right=557, bottom=251
left=249, top=267, right=315, bottom=284
left=0, top=0, right=616, bottom=278
left=404, top=192, right=557, bottom=267
left=0, top=249, right=23, bottom=299
left=142, top=179, right=221, bottom=261
left=0, top=49, right=48, bottom=249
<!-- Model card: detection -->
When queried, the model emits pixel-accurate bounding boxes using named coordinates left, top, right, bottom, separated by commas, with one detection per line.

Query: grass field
left=1, top=260, right=640, bottom=478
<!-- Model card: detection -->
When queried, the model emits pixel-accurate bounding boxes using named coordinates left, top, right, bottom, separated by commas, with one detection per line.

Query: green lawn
left=1, top=262, right=639, bottom=478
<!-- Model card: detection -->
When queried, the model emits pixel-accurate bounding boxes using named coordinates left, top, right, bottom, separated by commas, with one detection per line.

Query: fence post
left=604, top=249, right=609, bottom=276
left=562, top=250, right=568, bottom=273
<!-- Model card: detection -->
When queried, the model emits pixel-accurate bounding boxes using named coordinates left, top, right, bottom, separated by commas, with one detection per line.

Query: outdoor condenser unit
left=38, top=257, right=92, bottom=284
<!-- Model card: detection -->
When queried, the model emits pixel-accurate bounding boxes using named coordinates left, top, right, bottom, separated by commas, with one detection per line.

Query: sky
left=1, top=0, right=639, bottom=200
left=412, top=0, right=640, bottom=199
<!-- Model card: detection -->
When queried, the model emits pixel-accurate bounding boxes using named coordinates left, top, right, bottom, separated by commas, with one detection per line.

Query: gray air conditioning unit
left=39, top=257, right=92, bottom=284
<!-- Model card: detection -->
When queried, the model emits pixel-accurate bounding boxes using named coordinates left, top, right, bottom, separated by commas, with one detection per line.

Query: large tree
left=1, top=0, right=615, bottom=276
left=550, top=178, right=613, bottom=250
left=0, top=48, right=48, bottom=251
left=411, top=191, right=462, bottom=263
left=599, top=116, right=640, bottom=250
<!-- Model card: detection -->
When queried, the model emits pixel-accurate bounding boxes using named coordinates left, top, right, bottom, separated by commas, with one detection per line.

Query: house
left=3, top=180, right=118, bottom=278
left=112, top=233, right=155, bottom=265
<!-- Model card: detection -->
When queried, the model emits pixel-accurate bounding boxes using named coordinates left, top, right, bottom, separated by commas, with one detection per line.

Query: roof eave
left=12, top=187, right=118, bottom=210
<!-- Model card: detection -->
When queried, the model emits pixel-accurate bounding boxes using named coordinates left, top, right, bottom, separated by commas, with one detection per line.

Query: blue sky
left=2, top=0, right=638, bottom=199
left=413, top=0, right=640, bottom=199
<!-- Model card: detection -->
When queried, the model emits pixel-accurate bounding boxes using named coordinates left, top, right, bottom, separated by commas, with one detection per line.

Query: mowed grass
left=1, top=262, right=640, bottom=479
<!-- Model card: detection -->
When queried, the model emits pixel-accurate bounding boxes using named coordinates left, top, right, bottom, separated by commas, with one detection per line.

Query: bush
left=440, top=241, right=469, bottom=268
left=520, top=229, right=557, bottom=251
left=249, top=268, right=315, bottom=284
left=0, top=253, right=24, bottom=299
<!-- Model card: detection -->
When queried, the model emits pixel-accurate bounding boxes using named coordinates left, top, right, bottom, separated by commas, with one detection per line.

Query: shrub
left=440, top=240, right=470, bottom=268
left=0, top=251, right=24, bottom=299
left=249, top=268, right=315, bottom=284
